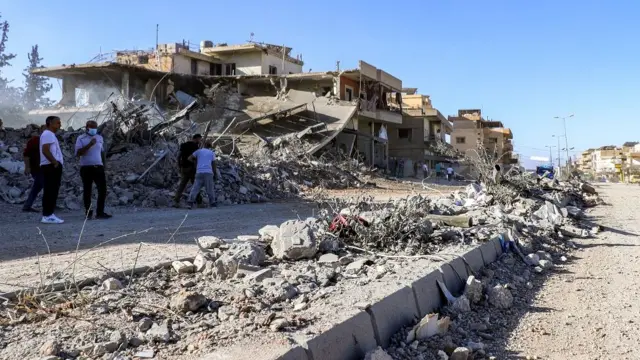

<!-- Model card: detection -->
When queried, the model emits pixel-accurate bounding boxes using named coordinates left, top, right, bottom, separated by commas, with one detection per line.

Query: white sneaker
left=41, top=215, right=64, bottom=224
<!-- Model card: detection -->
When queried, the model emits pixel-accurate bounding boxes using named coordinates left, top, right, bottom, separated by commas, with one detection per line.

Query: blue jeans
left=23, top=172, right=44, bottom=210
left=188, top=173, right=216, bottom=205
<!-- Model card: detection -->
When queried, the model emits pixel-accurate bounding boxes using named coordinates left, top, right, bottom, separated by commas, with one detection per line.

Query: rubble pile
left=366, top=184, right=605, bottom=359
left=0, top=168, right=603, bottom=358
left=0, top=124, right=367, bottom=208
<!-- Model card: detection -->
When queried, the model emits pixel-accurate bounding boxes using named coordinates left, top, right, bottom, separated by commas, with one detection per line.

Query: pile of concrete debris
left=0, top=123, right=366, bottom=209
left=0, top=171, right=601, bottom=358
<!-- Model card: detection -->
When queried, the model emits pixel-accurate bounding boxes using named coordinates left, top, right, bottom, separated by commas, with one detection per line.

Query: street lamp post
left=552, top=135, right=562, bottom=177
left=554, top=114, right=574, bottom=169
left=546, top=145, right=556, bottom=166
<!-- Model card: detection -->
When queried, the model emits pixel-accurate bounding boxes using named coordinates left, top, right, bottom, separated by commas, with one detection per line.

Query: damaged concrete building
left=27, top=49, right=408, bottom=170
left=449, top=109, right=518, bottom=170
left=116, top=41, right=304, bottom=76
left=384, top=88, right=453, bottom=176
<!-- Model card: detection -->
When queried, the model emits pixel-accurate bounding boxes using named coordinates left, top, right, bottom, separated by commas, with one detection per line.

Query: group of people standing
left=21, top=118, right=220, bottom=224
left=22, top=116, right=111, bottom=224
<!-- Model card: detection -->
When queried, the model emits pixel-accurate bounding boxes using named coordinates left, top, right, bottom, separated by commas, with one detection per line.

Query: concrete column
left=371, top=121, right=375, bottom=167
left=60, top=76, right=77, bottom=106
left=121, top=71, right=130, bottom=99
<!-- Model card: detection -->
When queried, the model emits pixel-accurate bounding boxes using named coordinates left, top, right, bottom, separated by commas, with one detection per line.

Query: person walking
left=435, top=162, right=442, bottom=179
left=187, top=141, right=217, bottom=208
left=40, top=116, right=64, bottom=224
left=422, top=162, right=429, bottom=180
left=75, top=120, right=112, bottom=220
left=173, top=134, right=202, bottom=207
left=446, top=165, right=454, bottom=182
left=22, top=125, right=46, bottom=212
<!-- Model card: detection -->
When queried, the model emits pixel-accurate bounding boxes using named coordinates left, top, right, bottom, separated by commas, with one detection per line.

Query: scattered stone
left=318, top=253, right=339, bottom=265
left=364, top=347, right=394, bottom=360
left=244, top=268, right=273, bottom=283
left=464, top=276, right=483, bottom=303
left=138, top=317, right=153, bottom=332
left=269, top=318, right=289, bottom=332
left=228, top=242, right=266, bottom=266
left=536, top=251, right=553, bottom=262
left=538, top=259, right=554, bottom=270
left=467, top=341, right=485, bottom=352
left=526, top=253, right=540, bottom=266
left=452, top=295, right=471, bottom=313
left=102, top=341, right=119, bottom=353
left=213, top=256, right=239, bottom=280
left=193, top=253, right=208, bottom=272
left=110, top=330, right=126, bottom=345
left=101, top=277, right=123, bottom=291
left=172, top=260, right=196, bottom=274
left=258, top=225, right=279, bottom=241
left=488, top=285, right=513, bottom=309
left=346, top=258, right=370, bottom=272
left=450, top=347, right=470, bottom=360
left=146, top=322, right=171, bottom=343
left=134, top=349, right=155, bottom=359
left=272, top=219, right=317, bottom=260
left=293, top=302, right=308, bottom=312
left=170, top=291, right=207, bottom=313
left=39, top=340, right=60, bottom=356
left=197, top=236, right=225, bottom=249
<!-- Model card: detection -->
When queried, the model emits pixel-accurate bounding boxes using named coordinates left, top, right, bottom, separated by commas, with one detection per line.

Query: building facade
left=116, top=41, right=304, bottom=77
left=449, top=109, right=517, bottom=168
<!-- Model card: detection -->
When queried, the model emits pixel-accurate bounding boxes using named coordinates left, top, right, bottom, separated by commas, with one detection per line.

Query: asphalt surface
left=0, top=201, right=315, bottom=293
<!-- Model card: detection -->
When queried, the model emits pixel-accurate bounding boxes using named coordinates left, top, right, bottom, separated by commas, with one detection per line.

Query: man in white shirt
left=446, top=165, right=454, bottom=182
left=40, top=116, right=64, bottom=224
left=75, top=120, right=111, bottom=220
left=187, top=141, right=218, bottom=208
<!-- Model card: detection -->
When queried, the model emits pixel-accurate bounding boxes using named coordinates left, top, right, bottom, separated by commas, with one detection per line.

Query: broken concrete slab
left=272, top=220, right=317, bottom=260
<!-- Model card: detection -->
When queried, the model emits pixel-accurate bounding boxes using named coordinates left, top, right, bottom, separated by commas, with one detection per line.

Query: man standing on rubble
left=22, top=125, right=46, bottom=213
left=187, top=141, right=217, bottom=208
left=75, top=120, right=112, bottom=220
left=173, top=134, right=202, bottom=207
left=40, top=116, right=65, bottom=224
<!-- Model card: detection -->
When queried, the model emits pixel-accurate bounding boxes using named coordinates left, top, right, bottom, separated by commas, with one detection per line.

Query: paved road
left=0, top=201, right=315, bottom=293
left=499, top=183, right=640, bottom=359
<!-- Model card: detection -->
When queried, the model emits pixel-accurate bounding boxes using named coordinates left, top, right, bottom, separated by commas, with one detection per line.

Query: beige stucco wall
left=261, top=53, right=303, bottom=74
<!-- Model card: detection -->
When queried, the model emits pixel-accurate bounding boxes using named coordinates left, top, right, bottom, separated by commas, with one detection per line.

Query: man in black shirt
left=173, top=134, right=202, bottom=207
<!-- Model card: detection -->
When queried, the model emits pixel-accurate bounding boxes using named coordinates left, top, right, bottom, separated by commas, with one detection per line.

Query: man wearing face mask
left=75, top=120, right=112, bottom=219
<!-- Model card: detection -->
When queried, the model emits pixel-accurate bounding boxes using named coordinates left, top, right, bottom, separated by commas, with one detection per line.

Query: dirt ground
left=495, top=183, right=640, bottom=359
left=0, top=179, right=462, bottom=294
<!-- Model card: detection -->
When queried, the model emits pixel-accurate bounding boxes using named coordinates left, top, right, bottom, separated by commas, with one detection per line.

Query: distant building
left=449, top=109, right=517, bottom=168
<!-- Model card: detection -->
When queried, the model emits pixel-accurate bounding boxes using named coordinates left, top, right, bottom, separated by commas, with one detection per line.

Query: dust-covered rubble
left=0, top=121, right=370, bottom=209
left=0, top=172, right=603, bottom=359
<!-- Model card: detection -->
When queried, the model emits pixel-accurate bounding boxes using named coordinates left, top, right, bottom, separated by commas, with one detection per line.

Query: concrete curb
left=277, top=237, right=503, bottom=360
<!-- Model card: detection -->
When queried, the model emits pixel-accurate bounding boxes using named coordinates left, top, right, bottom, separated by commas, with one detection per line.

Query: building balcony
left=359, top=109, right=402, bottom=124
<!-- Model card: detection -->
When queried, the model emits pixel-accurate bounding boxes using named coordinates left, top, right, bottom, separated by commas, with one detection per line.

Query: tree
left=22, top=44, right=53, bottom=110
left=0, top=13, right=16, bottom=88
left=0, top=13, right=23, bottom=123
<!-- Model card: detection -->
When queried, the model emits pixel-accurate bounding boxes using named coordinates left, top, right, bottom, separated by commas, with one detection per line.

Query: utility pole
left=555, top=114, right=574, bottom=170
left=553, top=135, right=562, bottom=177
left=546, top=145, right=556, bottom=166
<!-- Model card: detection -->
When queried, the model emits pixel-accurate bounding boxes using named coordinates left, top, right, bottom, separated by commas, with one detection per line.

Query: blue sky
left=1, top=0, right=637, bottom=166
